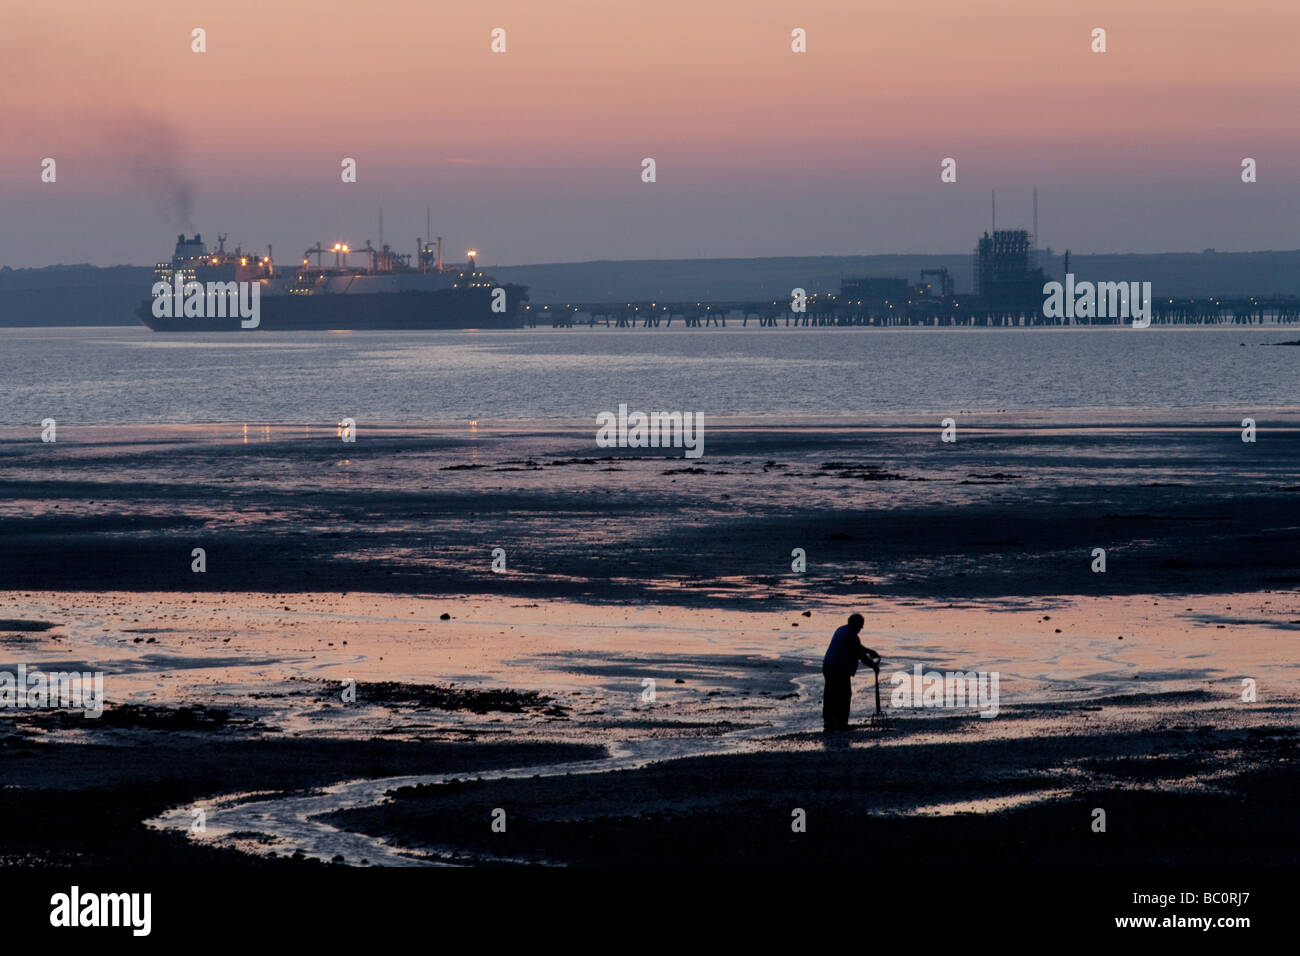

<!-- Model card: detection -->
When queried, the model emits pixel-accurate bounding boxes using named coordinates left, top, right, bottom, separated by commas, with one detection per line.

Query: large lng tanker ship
left=137, top=233, right=527, bottom=331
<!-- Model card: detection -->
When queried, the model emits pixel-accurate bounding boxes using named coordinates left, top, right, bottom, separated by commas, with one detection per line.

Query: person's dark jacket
left=822, top=625, right=877, bottom=676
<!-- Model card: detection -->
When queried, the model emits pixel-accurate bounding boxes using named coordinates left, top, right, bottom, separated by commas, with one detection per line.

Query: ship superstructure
left=138, top=230, right=527, bottom=331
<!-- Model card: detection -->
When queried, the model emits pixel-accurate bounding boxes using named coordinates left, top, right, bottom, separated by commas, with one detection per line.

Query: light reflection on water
left=2, top=325, right=1296, bottom=425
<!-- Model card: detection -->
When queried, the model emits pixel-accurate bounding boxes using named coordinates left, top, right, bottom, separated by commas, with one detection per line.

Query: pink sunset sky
left=2, top=0, right=1297, bottom=268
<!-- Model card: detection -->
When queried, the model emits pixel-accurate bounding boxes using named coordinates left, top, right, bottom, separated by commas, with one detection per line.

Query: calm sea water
left=1, top=325, right=1296, bottom=425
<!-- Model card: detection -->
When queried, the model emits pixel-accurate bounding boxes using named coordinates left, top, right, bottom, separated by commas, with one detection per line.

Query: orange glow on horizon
left=6, top=0, right=1299, bottom=265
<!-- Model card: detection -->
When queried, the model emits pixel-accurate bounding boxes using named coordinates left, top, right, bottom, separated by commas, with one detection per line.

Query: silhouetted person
left=822, top=612, right=880, bottom=731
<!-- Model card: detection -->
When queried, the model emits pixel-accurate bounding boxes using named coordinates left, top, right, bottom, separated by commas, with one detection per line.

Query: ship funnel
left=173, top=233, right=207, bottom=264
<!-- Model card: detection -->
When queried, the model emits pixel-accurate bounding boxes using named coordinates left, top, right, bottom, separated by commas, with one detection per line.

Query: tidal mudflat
left=2, top=414, right=1297, bottom=865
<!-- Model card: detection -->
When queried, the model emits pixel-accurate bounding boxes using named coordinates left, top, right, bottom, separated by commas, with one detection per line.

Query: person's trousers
left=822, top=666, right=852, bottom=730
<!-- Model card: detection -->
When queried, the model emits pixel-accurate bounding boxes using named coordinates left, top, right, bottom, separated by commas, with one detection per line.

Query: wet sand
left=1, top=414, right=1298, bottom=865
left=3, top=413, right=1299, bottom=604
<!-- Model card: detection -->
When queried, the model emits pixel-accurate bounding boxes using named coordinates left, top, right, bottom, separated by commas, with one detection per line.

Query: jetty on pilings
left=522, top=294, right=1300, bottom=329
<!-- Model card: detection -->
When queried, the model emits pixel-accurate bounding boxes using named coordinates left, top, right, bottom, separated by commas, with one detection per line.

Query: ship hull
left=137, top=284, right=528, bottom=332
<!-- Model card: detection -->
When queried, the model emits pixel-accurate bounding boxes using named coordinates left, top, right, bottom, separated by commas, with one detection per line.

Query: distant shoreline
left=6, top=249, right=1300, bottom=327
left=4, top=319, right=1300, bottom=331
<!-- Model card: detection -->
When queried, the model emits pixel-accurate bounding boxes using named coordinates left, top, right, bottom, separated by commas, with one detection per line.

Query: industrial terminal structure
left=974, top=229, right=1049, bottom=312
left=524, top=225, right=1299, bottom=329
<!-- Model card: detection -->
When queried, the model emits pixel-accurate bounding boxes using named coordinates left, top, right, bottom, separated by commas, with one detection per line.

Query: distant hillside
left=492, top=250, right=1300, bottom=302
left=0, top=265, right=152, bottom=327
left=1035, top=250, right=1300, bottom=300
left=2, top=250, right=1298, bottom=326
left=490, top=256, right=972, bottom=303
